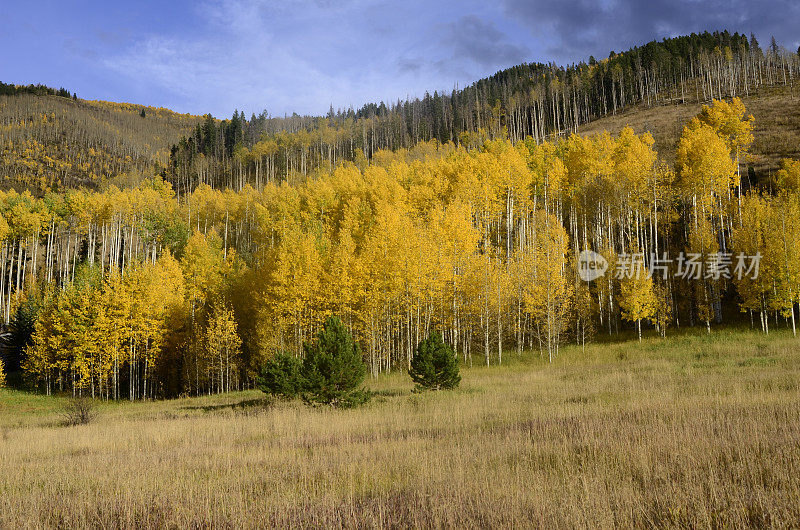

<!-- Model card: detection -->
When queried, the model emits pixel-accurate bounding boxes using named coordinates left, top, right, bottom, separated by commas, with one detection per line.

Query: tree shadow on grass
left=371, top=389, right=406, bottom=398
left=181, top=397, right=272, bottom=413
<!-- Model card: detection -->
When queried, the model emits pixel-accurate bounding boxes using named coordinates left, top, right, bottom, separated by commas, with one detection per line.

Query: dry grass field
left=2, top=328, right=800, bottom=528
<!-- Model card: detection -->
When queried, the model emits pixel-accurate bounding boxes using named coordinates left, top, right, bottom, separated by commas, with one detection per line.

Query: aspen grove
left=5, top=98, right=800, bottom=399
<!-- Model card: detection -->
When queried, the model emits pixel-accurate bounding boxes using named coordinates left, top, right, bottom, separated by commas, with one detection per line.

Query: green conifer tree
left=409, top=330, right=461, bottom=390
left=301, top=317, right=369, bottom=407
left=258, top=352, right=302, bottom=399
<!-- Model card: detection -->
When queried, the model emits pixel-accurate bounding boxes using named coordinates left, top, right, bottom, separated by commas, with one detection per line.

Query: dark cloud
left=502, top=0, right=800, bottom=63
left=394, top=14, right=531, bottom=94
left=8, top=0, right=795, bottom=118
left=444, top=15, right=532, bottom=68
left=397, top=57, right=423, bottom=74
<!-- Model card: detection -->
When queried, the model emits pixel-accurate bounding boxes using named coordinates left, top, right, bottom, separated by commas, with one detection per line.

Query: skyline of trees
left=166, top=31, right=799, bottom=191
left=4, top=31, right=797, bottom=197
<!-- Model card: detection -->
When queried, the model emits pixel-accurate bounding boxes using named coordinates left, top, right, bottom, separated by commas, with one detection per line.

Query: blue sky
left=2, top=0, right=798, bottom=118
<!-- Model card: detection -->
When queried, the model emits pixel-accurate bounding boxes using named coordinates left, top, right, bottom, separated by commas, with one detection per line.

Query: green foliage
left=258, top=352, right=302, bottom=399
left=409, top=330, right=461, bottom=391
left=301, top=317, right=369, bottom=407
left=8, top=291, right=45, bottom=372
left=0, top=81, right=73, bottom=98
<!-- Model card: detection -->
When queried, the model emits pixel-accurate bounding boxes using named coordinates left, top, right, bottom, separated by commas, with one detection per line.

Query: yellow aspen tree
left=688, top=218, right=721, bottom=332
left=464, top=252, right=499, bottom=366
left=695, top=98, right=754, bottom=214
left=652, top=282, right=673, bottom=338
left=731, top=195, right=773, bottom=333
left=677, top=122, right=738, bottom=216
left=522, top=211, right=573, bottom=362
left=619, top=268, right=657, bottom=341
left=677, top=122, right=737, bottom=330
left=23, top=293, right=60, bottom=395
left=205, top=303, right=242, bottom=393
left=765, top=197, right=800, bottom=336
left=775, top=159, right=800, bottom=193
left=573, top=280, right=595, bottom=349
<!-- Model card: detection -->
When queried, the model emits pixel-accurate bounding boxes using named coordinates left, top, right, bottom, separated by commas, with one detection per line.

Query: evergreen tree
left=258, top=352, right=302, bottom=399
left=301, top=317, right=369, bottom=407
left=409, top=330, right=461, bottom=391
left=8, top=292, right=42, bottom=371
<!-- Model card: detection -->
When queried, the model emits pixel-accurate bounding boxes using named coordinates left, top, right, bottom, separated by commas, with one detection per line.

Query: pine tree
left=301, top=317, right=369, bottom=407
left=409, top=330, right=461, bottom=391
left=258, top=352, right=302, bottom=399
left=8, top=291, right=42, bottom=371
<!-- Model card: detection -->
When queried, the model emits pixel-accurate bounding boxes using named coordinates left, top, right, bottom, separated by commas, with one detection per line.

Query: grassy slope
left=2, top=327, right=800, bottom=527
left=579, top=84, right=800, bottom=177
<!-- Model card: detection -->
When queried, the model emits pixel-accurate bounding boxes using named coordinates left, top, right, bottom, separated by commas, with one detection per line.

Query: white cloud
left=102, top=0, right=533, bottom=117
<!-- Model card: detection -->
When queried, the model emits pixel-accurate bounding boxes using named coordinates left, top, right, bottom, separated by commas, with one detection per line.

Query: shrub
left=61, top=397, right=98, bottom=426
left=409, top=330, right=461, bottom=390
left=301, top=317, right=370, bottom=407
left=0, top=358, right=6, bottom=388
left=258, top=352, right=303, bottom=399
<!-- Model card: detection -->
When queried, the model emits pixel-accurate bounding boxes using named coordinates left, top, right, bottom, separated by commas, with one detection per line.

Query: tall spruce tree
left=409, top=330, right=461, bottom=390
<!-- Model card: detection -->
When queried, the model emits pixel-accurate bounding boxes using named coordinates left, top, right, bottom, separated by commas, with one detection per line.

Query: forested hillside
left=2, top=32, right=797, bottom=196
left=0, top=91, right=199, bottom=191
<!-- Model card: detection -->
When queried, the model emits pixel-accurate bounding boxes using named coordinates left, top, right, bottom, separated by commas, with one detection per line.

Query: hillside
left=580, top=84, right=800, bottom=177
left=0, top=92, right=200, bottom=191
left=2, top=82, right=796, bottom=196
left=164, top=31, right=800, bottom=191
